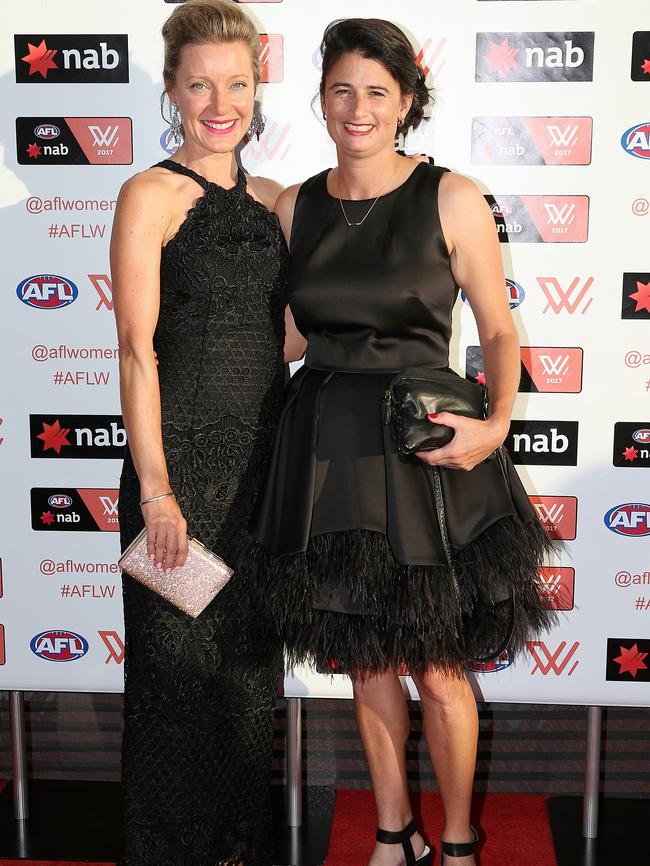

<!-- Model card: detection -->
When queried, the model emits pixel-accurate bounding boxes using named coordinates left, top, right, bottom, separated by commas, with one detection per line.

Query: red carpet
left=325, top=790, right=557, bottom=866
left=0, top=790, right=556, bottom=865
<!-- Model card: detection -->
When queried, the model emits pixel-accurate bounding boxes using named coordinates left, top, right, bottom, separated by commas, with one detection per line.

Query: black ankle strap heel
left=440, top=825, right=479, bottom=864
left=376, top=818, right=432, bottom=865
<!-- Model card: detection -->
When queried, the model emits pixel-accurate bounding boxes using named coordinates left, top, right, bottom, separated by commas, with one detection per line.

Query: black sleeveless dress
left=248, top=163, right=554, bottom=676
left=118, top=160, right=287, bottom=866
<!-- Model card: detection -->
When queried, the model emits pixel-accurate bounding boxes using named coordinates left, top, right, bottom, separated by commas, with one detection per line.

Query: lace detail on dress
left=118, top=160, right=287, bottom=866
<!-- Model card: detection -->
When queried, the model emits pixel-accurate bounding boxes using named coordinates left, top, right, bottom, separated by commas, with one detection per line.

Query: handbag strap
left=430, top=462, right=516, bottom=663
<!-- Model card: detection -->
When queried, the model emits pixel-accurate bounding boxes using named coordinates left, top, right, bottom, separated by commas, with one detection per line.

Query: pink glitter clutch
left=118, top=527, right=233, bottom=618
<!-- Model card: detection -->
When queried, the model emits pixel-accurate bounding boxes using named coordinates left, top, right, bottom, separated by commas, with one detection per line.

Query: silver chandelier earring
left=247, top=111, right=266, bottom=141
left=170, top=102, right=183, bottom=144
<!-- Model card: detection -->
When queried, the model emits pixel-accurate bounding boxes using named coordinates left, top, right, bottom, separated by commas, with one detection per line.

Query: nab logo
left=16, top=274, right=78, bottom=310
left=507, top=421, right=578, bottom=466
left=476, top=32, right=594, bottom=83
left=613, top=422, right=650, bottom=467
left=621, top=273, right=650, bottom=320
left=30, top=414, right=126, bottom=459
left=15, top=35, right=129, bottom=83
left=604, top=503, right=650, bottom=537
left=621, top=122, right=650, bottom=160
left=536, top=567, right=575, bottom=611
left=528, top=641, right=580, bottom=676
left=631, top=32, right=650, bottom=81
left=606, top=638, right=650, bottom=681
left=530, top=496, right=577, bottom=540
left=537, top=277, right=593, bottom=315
left=30, top=629, right=89, bottom=662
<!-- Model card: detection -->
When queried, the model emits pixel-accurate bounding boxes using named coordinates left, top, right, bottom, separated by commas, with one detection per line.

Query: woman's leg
left=410, top=670, right=478, bottom=866
left=353, top=671, right=427, bottom=866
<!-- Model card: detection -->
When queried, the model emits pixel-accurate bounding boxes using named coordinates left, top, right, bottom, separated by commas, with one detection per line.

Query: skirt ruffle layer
left=243, top=515, right=556, bottom=678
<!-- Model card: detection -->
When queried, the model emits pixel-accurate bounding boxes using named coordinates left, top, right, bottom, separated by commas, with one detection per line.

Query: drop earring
left=247, top=111, right=266, bottom=141
left=170, top=102, right=183, bottom=144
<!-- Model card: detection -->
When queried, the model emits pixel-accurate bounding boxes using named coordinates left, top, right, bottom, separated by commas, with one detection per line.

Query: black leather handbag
left=383, top=365, right=515, bottom=663
left=383, top=365, right=487, bottom=455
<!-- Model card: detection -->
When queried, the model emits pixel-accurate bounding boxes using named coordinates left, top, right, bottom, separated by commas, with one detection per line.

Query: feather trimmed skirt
left=246, top=366, right=555, bottom=677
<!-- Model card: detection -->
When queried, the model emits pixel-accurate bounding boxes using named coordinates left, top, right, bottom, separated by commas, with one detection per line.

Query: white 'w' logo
left=547, top=125, right=579, bottom=148
left=534, top=502, right=565, bottom=524
left=536, top=572, right=562, bottom=597
left=539, top=355, right=570, bottom=377
left=88, top=125, right=120, bottom=148
left=544, top=203, right=576, bottom=226
left=100, top=495, right=118, bottom=516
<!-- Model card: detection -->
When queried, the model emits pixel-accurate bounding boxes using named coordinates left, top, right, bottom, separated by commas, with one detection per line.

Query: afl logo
left=17, top=274, right=78, bottom=310
left=48, top=494, right=73, bottom=508
left=465, top=651, right=513, bottom=674
left=604, top=503, right=650, bottom=537
left=632, top=429, right=650, bottom=444
left=30, top=630, right=89, bottom=662
left=621, top=122, right=650, bottom=159
left=505, top=278, right=525, bottom=309
left=159, top=128, right=178, bottom=156
left=34, top=123, right=60, bottom=140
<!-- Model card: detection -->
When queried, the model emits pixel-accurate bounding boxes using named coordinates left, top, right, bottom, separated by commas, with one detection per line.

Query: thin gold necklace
left=336, top=159, right=400, bottom=227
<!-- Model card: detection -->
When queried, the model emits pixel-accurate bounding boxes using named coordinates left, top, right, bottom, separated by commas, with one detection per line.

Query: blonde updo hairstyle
left=162, top=0, right=261, bottom=89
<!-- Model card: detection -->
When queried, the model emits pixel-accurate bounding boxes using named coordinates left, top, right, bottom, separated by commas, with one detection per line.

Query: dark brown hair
left=319, top=18, right=433, bottom=133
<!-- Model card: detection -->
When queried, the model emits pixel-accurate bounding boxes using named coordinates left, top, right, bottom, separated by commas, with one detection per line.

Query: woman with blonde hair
left=111, top=1, right=303, bottom=863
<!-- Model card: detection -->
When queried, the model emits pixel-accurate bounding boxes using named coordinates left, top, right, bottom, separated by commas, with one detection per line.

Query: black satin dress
left=249, top=163, right=554, bottom=676
left=118, top=160, right=287, bottom=866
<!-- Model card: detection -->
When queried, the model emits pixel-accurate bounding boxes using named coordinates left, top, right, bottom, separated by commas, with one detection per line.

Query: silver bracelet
left=140, top=491, right=175, bottom=506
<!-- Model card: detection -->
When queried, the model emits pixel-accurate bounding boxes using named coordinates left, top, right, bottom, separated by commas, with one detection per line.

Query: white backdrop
left=1, top=0, right=649, bottom=707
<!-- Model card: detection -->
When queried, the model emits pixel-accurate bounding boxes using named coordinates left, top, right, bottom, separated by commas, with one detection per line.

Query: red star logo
left=476, top=371, right=487, bottom=386
left=26, top=142, right=42, bottom=159
left=629, top=280, right=650, bottom=313
left=484, top=38, right=520, bottom=75
left=21, top=39, right=58, bottom=79
left=623, top=446, right=639, bottom=462
left=613, top=643, right=648, bottom=678
left=40, top=510, right=55, bottom=526
left=36, top=419, right=71, bottom=455
left=642, top=58, right=650, bottom=75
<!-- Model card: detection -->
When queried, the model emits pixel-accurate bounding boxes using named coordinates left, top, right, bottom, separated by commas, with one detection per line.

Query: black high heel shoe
left=376, top=818, right=432, bottom=865
left=440, top=825, right=479, bottom=864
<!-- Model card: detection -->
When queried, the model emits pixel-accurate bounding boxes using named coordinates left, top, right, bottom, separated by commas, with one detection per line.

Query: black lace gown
left=118, top=160, right=287, bottom=866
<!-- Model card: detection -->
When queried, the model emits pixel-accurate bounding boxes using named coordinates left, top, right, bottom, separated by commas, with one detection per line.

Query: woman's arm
left=275, top=185, right=308, bottom=363
left=418, top=172, right=519, bottom=470
left=110, top=172, right=188, bottom=570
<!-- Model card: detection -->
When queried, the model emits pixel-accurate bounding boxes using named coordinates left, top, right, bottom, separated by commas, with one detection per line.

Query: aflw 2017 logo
left=472, top=116, right=592, bottom=165
left=258, top=34, right=283, bottom=83
left=536, top=567, right=575, bottom=611
left=466, top=345, right=582, bottom=393
left=476, top=32, right=594, bottom=82
left=15, top=35, right=129, bottom=83
left=488, top=196, right=589, bottom=243
left=529, top=496, right=577, bottom=540
left=16, top=117, right=132, bottom=165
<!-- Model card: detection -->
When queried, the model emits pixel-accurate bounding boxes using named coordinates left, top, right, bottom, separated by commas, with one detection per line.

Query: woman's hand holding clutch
left=141, top=493, right=189, bottom=573
left=415, top=413, right=509, bottom=471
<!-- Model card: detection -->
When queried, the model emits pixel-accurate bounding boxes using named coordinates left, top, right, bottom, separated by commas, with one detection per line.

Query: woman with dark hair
left=250, top=18, right=553, bottom=866
left=111, top=1, right=304, bottom=863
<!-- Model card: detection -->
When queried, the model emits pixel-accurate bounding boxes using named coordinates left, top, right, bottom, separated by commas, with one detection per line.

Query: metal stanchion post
left=9, top=690, right=29, bottom=821
left=582, top=705, right=602, bottom=839
left=286, top=697, right=303, bottom=828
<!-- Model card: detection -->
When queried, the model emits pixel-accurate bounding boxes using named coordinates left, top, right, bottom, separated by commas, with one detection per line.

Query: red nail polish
left=428, top=413, right=439, bottom=419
